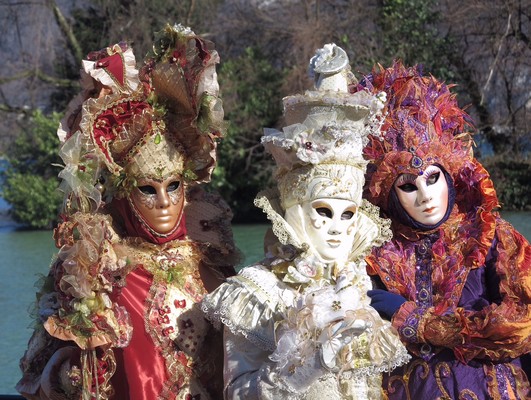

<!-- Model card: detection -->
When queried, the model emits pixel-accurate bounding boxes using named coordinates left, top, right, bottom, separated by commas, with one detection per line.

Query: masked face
left=393, top=165, right=449, bottom=226
left=130, top=175, right=185, bottom=235
left=301, top=198, right=358, bottom=262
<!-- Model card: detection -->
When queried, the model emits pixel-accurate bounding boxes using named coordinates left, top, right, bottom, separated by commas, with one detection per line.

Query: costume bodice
left=366, top=216, right=531, bottom=399
left=111, top=238, right=224, bottom=400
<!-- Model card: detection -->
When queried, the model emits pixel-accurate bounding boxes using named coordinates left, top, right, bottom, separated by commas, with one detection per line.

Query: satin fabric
left=368, top=225, right=531, bottom=399
left=112, top=267, right=166, bottom=399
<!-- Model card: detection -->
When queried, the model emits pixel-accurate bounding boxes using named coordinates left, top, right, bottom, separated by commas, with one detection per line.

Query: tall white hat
left=262, top=43, right=386, bottom=209
left=255, top=43, right=391, bottom=259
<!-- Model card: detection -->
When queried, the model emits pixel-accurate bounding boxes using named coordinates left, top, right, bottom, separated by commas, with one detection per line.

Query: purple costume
left=360, top=62, right=531, bottom=399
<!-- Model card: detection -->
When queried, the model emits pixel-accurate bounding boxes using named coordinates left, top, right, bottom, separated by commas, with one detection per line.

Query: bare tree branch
left=0, top=103, right=29, bottom=113
left=186, top=0, right=196, bottom=26
left=49, top=0, right=83, bottom=62
left=481, top=13, right=512, bottom=105
left=0, top=69, right=76, bottom=88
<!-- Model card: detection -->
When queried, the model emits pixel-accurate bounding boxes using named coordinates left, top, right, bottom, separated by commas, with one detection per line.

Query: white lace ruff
left=253, top=188, right=392, bottom=262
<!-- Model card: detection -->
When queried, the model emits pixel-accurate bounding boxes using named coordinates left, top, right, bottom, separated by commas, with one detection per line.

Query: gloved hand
left=367, top=289, right=406, bottom=320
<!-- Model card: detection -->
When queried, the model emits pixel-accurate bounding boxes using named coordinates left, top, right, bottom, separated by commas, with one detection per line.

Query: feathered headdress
left=359, top=61, right=475, bottom=210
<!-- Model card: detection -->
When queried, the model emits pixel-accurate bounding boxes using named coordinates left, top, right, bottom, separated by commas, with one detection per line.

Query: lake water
left=1, top=213, right=530, bottom=394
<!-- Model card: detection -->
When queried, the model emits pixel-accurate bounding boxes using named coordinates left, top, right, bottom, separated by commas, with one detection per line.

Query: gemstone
left=411, top=155, right=423, bottom=169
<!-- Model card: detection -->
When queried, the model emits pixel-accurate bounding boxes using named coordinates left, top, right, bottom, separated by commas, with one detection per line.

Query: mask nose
left=156, top=189, right=171, bottom=209
left=417, top=185, right=433, bottom=204
left=328, top=218, right=342, bottom=235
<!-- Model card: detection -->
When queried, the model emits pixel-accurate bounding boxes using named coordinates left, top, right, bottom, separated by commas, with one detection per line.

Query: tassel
left=80, top=347, right=116, bottom=400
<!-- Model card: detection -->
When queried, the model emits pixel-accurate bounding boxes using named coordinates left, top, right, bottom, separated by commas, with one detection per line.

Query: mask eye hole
left=341, top=210, right=354, bottom=220
left=397, top=182, right=417, bottom=193
left=166, top=181, right=181, bottom=192
left=426, top=172, right=440, bottom=185
left=138, top=185, right=156, bottom=195
left=316, top=207, right=333, bottom=218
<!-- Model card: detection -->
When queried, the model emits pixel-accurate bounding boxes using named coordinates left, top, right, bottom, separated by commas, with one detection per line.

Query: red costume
left=17, top=24, right=236, bottom=399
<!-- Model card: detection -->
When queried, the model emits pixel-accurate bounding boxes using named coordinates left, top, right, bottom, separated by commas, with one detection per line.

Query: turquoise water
left=1, top=214, right=530, bottom=394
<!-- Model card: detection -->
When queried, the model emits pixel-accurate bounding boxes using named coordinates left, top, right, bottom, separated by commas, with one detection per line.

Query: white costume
left=202, top=44, right=410, bottom=399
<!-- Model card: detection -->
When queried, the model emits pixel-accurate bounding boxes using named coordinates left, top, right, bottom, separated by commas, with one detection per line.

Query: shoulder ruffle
left=202, top=265, right=295, bottom=352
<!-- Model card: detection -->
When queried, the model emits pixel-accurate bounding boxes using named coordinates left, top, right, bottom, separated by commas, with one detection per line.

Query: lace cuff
left=202, top=266, right=293, bottom=352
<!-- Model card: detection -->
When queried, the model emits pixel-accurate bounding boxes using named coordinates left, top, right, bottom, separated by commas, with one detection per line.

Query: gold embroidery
left=435, top=362, right=452, bottom=399
left=386, top=353, right=527, bottom=399
left=386, top=359, right=428, bottom=400
left=122, top=237, right=202, bottom=289
left=80, top=347, right=116, bottom=400
left=388, top=359, right=481, bottom=400
left=120, top=238, right=215, bottom=398
left=458, top=389, right=479, bottom=400
left=483, top=364, right=500, bottom=400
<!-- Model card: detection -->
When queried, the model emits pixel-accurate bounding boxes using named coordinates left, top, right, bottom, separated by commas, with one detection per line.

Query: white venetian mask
left=286, top=198, right=358, bottom=262
left=393, top=165, right=449, bottom=226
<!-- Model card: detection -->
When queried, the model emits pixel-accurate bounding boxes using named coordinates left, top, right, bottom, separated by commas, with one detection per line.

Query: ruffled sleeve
left=202, top=264, right=295, bottom=352
left=202, top=265, right=306, bottom=399
left=392, top=219, right=531, bottom=363
left=223, top=329, right=305, bottom=400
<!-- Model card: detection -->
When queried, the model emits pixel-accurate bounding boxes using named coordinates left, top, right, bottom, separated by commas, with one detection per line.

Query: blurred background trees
left=0, top=0, right=529, bottom=228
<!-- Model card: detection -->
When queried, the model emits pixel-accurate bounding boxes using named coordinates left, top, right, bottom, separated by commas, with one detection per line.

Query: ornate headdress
left=250, top=47, right=410, bottom=383
left=57, top=24, right=225, bottom=215
left=255, top=44, right=391, bottom=259
left=262, top=44, right=386, bottom=209
left=359, top=61, right=475, bottom=211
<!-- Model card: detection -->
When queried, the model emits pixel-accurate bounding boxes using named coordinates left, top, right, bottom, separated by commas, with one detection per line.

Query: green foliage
left=2, top=172, right=62, bottom=229
left=481, top=155, right=531, bottom=211
left=378, top=0, right=455, bottom=81
left=71, top=6, right=108, bottom=53
left=213, top=47, right=284, bottom=222
left=2, top=110, right=63, bottom=228
left=3, top=1, right=527, bottom=226
left=7, top=110, right=62, bottom=177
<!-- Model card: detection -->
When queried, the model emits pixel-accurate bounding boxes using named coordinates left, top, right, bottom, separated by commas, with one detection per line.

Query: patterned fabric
left=201, top=44, right=410, bottom=399
left=110, top=240, right=224, bottom=399
left=17, top=23, right=235, bottom=400
left=203, top=260, right=410, bottom=399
